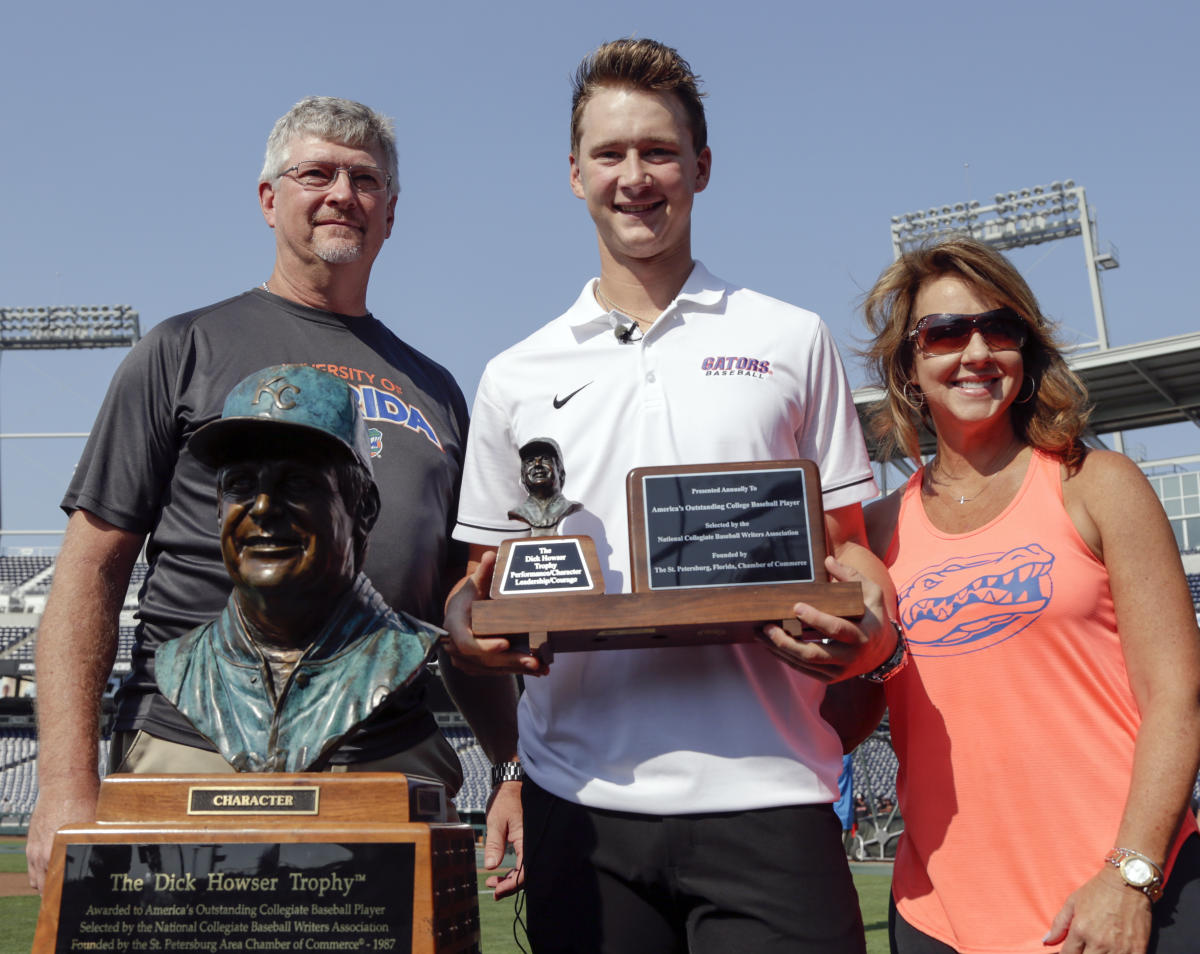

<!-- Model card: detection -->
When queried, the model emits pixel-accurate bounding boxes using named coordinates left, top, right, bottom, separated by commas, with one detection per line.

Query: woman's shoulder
left=1061, top=446, right=1148, bottom=497
left=1059, top=447, right=1162, bottom=557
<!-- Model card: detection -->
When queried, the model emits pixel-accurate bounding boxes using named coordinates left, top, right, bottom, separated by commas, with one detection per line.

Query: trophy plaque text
left=491, top=536, right=605, bottom=598
left=33, top=774, right=479, bottom=954
left=472, top=460, right=864, bottom=658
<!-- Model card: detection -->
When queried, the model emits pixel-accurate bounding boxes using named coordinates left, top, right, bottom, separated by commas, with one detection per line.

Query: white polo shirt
left=454, top=262, right=877, bottom=814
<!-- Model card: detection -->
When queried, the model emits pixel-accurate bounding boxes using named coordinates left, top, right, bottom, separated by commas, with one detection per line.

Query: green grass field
left=0, top=840, right=892, bottom=953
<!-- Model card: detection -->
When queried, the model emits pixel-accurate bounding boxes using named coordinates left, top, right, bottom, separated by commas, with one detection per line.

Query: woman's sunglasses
left=908, top=307, right=1028, bottom=356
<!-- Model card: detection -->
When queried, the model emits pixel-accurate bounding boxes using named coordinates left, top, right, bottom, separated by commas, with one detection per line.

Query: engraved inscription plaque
left=639, top=465, right=816, bottom=589
left=491, top=536, right=604, bottom=599
left=55, top=842, right=414, bottom=953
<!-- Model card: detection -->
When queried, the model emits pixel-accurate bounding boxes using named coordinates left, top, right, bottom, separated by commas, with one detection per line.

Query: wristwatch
left=491, top=761, right=526, bottom=787
left=1104, top=848, right=1164, bottom=902
left=861, top=620, right=908, bottom=684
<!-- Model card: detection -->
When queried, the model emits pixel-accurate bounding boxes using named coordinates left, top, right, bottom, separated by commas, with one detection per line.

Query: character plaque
left=33, top=774, right=479, bottom=954
left=472, top=459, right=863, bottom=659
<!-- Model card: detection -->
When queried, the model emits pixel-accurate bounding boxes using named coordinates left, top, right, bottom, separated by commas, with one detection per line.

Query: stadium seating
left=114, top=626, right=137, bottom=672
left=848, top=730, right=903, bottom=860
left=0, top=728, right=38, bottom=818
left=0, top=627, right=35, bottom=660
left=444, top=725, right=492, bottom=815
left=0, top=556, right=53, bottom=586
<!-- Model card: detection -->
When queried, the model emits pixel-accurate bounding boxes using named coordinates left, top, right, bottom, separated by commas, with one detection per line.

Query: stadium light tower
left=0, top=304, right=140, bottom=542
left=890, top=179, right=1118, bottom=350
left=0, top=304, right=140, bottom=350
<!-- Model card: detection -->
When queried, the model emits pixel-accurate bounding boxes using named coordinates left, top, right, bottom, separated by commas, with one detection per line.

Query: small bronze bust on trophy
left=506, top=438, right=582, bottom=537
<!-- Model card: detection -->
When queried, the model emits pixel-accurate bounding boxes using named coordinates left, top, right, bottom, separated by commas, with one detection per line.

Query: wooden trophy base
left=473, top=580, right=864, bottom=659
left=34, top=773, right=479, bottom=954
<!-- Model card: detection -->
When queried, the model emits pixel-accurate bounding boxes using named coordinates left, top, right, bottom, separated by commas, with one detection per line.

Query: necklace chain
left=595, top=284, right=656, bottom=326
left=930, top=444, right=1021, bottom=505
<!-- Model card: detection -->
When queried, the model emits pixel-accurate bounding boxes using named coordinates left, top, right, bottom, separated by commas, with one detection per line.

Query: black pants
left=890, top=833, right=1200, bottom=954
left=522, top=780, right=865, bottom=954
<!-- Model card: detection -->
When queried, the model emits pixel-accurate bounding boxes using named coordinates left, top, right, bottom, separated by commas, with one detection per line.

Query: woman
left=860, top=237, right=1200, bottom=953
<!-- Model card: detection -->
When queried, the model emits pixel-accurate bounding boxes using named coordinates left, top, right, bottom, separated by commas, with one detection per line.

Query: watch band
left=1104, top=847, right=1164, bottom=902
left=861, top=620, right=908, bottom=684
left=491, top=761, right=527, bottom=787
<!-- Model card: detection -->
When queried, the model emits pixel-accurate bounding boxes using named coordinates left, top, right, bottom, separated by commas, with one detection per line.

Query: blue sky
left=1, top=0, right=1197, bottom=550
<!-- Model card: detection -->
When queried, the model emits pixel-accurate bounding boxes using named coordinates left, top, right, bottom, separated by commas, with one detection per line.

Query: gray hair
left=260, top=96, right=400, bottom=198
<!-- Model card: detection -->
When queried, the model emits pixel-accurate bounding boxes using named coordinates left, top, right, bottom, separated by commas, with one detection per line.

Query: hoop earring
left=1014, top=375, right=1036, bottom=405
left=901, top=381, right=925, bottom=410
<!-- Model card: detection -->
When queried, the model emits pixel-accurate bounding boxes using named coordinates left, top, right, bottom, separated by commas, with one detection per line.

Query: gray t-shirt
left=64, top=289, right=468, bottom=759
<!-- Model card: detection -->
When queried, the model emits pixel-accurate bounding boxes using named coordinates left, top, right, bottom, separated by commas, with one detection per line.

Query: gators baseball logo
left=898, top=543, right=1054, bottom=656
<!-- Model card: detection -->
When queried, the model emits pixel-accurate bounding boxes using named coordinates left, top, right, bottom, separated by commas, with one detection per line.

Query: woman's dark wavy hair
left=860, top=236, right=1090, bottom=467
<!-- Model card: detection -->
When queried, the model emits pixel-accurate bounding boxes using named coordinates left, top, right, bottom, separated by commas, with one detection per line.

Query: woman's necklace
left=929, top=442, right=1022, bottom=505
left=942, top=472, right=997, bottom=505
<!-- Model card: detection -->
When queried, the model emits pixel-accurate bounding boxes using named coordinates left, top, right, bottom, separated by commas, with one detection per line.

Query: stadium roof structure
left=853, top=329, right=1200, bottom=463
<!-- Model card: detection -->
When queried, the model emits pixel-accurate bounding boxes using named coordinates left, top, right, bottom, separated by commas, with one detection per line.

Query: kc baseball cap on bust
left=189, top=364, right=374, bottom=475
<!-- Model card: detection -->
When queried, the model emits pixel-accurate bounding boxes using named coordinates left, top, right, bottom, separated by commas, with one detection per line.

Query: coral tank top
left=883, top=449, right=1196, bottom=953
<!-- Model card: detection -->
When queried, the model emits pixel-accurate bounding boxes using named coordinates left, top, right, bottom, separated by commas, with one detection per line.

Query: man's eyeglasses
left=908, top=308, right=1028, bottom=356
left=279, top=161, right=391, bottom=194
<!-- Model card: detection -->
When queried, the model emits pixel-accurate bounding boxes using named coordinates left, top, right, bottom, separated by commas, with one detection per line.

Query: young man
left=446, top=39, right=899, bottom=953
left=28, top=97, right=518, bottom=891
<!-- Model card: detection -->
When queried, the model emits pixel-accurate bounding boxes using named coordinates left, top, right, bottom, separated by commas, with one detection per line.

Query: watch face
left=1121, top=857, right=1154, bottom=887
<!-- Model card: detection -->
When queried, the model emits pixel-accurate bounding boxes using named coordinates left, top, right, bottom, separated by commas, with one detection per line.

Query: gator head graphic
left=899, top=543, right=1054, bottom=656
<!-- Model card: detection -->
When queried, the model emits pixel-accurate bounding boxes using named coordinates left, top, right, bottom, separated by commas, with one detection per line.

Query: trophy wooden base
left=472, top=581, right=864, bottom=660
left=34, top=773, right=479, bottom=954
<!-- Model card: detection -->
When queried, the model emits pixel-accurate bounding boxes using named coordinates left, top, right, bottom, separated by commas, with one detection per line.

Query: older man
left=28, top=97, right=517, bottom=890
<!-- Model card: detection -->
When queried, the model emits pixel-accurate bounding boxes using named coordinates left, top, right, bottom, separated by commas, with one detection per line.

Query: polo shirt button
left=296, top=672, right=310, bottom=688
left=646, top=372, right=656, bottom=383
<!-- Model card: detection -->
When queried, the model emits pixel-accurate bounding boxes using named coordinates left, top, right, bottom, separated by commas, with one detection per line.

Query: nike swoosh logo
left=553, top=382, right=593, bottom=409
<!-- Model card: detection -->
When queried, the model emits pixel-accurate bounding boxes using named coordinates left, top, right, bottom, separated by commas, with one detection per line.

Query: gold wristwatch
left=1104, top=848, right=1164, bottom=902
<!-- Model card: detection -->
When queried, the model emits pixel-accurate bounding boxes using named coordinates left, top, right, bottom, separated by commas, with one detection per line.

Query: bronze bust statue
left=507, top=437, right=582, bottom=537
left=155, top=364, right=441, bottom=772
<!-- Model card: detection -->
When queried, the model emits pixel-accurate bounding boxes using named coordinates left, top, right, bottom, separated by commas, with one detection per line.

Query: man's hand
left=759, top=556, right=895, bottom=682
left=26, top=774, right=100, bottom=892
left=443, top=547, right=548, bottom=676
left=482, top=781, right=525, bottom=900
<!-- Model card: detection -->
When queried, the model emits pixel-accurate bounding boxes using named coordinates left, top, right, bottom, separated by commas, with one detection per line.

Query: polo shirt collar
left=565, top=260, right=728, bottom=337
